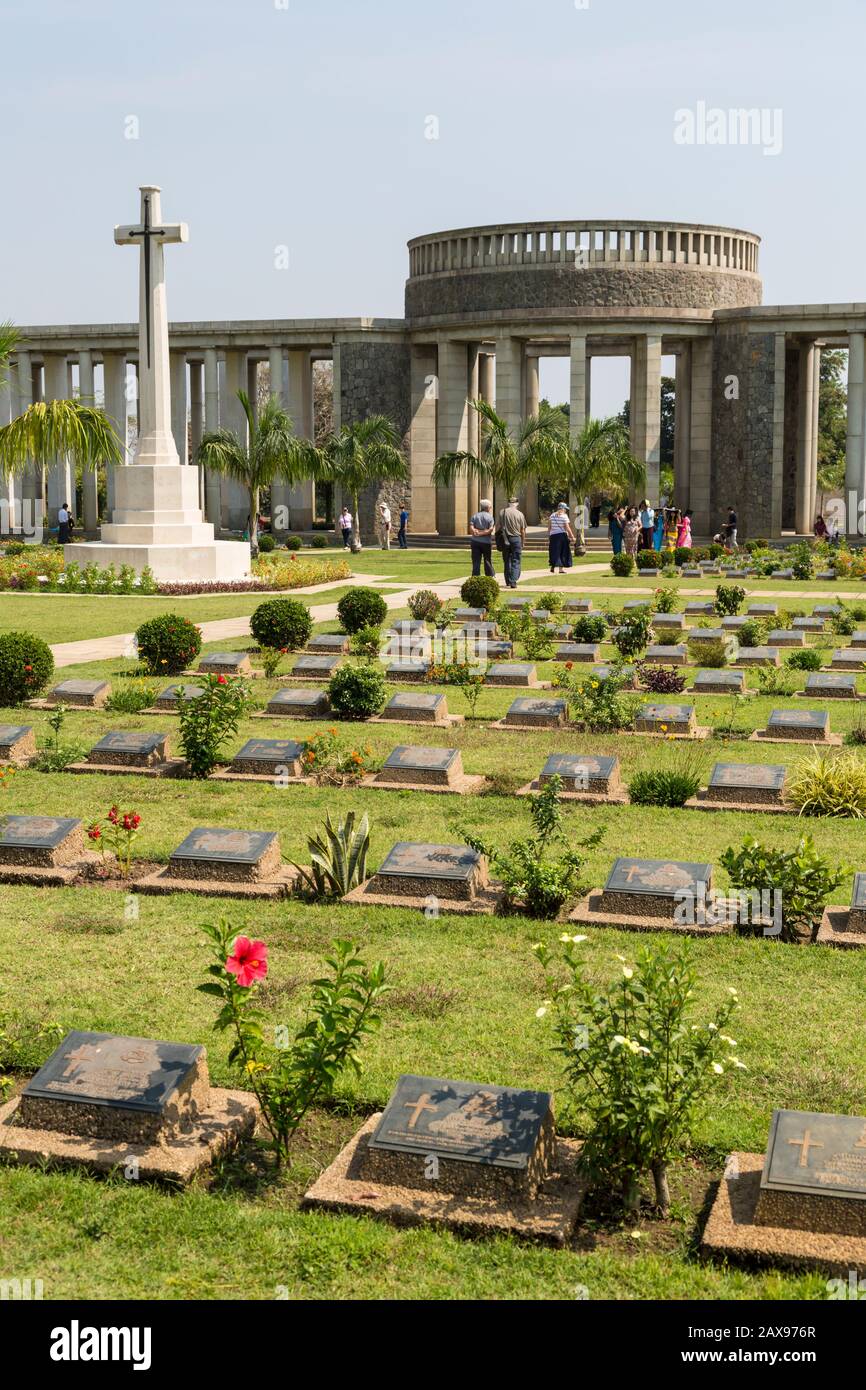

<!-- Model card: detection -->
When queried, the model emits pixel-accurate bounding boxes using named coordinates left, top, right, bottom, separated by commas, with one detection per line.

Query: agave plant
left=293, top=810, right=370, bottom=898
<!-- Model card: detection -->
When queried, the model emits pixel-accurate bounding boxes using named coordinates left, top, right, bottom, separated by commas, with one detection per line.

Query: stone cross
left=115, top=186, right=188, bottom=468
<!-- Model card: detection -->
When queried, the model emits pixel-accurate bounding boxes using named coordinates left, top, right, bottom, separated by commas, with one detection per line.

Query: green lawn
left=2, top=562, right=865, bottom=1300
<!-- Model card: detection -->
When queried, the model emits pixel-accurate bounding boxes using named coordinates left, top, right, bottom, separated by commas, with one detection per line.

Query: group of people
left=608, top=500, right=693, bottom=556
left=336, top=503, right=410, bottom=550
left=469, top=497, right=527, bottom=588
left=814, top=514, right=842, bottom=543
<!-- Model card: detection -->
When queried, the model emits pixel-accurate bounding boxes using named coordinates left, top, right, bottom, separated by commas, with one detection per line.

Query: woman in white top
left=547, top=502, right=576, bottom=574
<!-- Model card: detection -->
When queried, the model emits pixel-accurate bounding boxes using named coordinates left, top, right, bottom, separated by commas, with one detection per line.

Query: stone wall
left=337, top=340, right=412, bottom=538
left=406, top=266, right=761, bottom=322
left=710, top=326, right=778, bottom=539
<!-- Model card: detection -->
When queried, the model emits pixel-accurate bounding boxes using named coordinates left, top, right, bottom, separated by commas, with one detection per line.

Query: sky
left=1, top=0, right=863, bottom=413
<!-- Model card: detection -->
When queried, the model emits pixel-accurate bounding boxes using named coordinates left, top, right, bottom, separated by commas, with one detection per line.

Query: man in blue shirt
left=469, top=498, right=495, bottom=576
left=398, top=505, right=409, bottom=549
left=639, top=500, right=655, bottom=552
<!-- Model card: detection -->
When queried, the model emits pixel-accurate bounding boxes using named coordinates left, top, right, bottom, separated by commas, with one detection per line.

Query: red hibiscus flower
left=226, top=936, right=268, bottom=988
left=107, top=805, right=119, bottom=824
left=217, top=674, right=227, bottom=685
left=87, top=823, right=102, bottom=841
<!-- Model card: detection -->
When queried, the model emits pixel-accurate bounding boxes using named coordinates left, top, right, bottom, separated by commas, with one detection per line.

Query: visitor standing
left=652, top=506, right=665, bottom=551
left=639, top=499, right=655, bottom=551
left=547, top=502, right=575, bottom=574
left=664, top=506, right=679, bottom=551
left=498, top=496, right=526, bottom=589
left=623, top=506, right=641, bottom=557
left=726, top=506, right=738, bottom=549
left=379, top=502, right=392, bottom=549
left=397, top=503, right=409, bottom=549
left=608, top=505, right=624, bottom=555
left=676, top=508, right=693, bottom=550
left=339, top=506, right=353, bottom=549
left=469, top=498, right=495, bottom=576
left=57, top=501, right=72, bottom=544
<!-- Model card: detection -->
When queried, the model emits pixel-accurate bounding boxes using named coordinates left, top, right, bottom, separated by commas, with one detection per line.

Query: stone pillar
left=43, top=355, right=73, bottom=520
left=494, top=337, right=522, bottom=514
left=188, top=360, right=204, bottom=509
left=287, top=349, right=314, bottom=530
left=688, top=338, right=714, bottom=538
left=477, top=352, right=495, bottom=509
left=77, top=350, right=99, bottom=534
left=522, top=353, right=540, bottom=522
left=673, top=344, right=692, bottom=509
left=102, top=352, right=127, bottom=518
left=170, top=351, right=188, bottom=465
left=795, top=342, right=817, bottom=535
left=770, top=332, right=787, bottom=538
left=436, top=338, right=471, bottom=535
left=221, top=350, right=248, bottom=529
left=13, top=353, right=40, bottom=529
left=845, top=331, right=866, bottom=536
left=0, top=368, right=15, bottom=537
left=203, top=349, right=222, bottom=527
left=631, top=333, right=662, bottom=501
left=568, top=334, right=588, bottom=519
left=268, top=346, right=290, bottom=535
left=466, top=345, right=481, bottom=518
left=409, top=344, right=438, bottom=533
left=809, top=345, right=821, bottom=528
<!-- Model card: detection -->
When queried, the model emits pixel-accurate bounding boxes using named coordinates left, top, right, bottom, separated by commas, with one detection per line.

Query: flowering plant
left=177, top=673, right=251, bottom=778
left=299, top=729, right=377, bottom=785
left=533, top=938, right=744, bottom=1214
left=87, top=804, right=142, bottom=877
left=199, top=920, right=388, bottom=1164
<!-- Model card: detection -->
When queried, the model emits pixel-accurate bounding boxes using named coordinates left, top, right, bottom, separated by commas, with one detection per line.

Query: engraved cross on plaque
left=404, top=1093, right=437, bottom=1128
left=788, top=1129, right=825, bottom=1167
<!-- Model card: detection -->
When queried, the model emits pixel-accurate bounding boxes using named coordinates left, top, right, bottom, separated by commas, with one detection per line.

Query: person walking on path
left=338, top=506, right=353, bottom=549
left=547, top=501, right=575, bottom=574
left=397, top=503, right=409, bottom=549
left=498, top=496, right=526, bottom=589
left=608, top=505, right=624, bottom=555
left=469, top=497, right=495, bottom=576
left=57, top=501, right=73, bottom=544
left=623, top=506, right=641, bottom=558
left=639, top=499, right=655, bottom=552
left=379, top=502, right=392, bottom=549
left=725, top=506, right=738, bottom=549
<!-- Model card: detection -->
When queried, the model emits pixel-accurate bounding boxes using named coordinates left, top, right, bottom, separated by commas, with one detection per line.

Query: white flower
left=707, top=1023, right=718, bottom=1032
left=535, top=1007, right=547, bottom=1018
left=615, top=954, right=627, bottom=963
left=612, top=1034, right=627, bottom=1047
left=622, top=966, right=634, bottom=980
left=720, top=1035, right=737, bottom=1047
left=731, top=1059, right=748, bottom=1070
left=726, top=987, right=739, bottom=997
left=712, top=1062, right=724, bottom=1074
left=637, top=1045, right=651, bottom=1056
left=627, top=1040, right=641, bottom=1053
left=560, top=932, right=572, bottom=942
left=571, top=934, right=588, bottom=944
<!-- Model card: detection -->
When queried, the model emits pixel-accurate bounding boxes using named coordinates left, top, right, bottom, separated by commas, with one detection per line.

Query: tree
left=196, top=389, right=315, bottom=557
left=318, top=415, right=407, bottom=550
left=0, top=322, right=123, bottom=507
left=816, top=348, right=848, bottom=513
left=552, top=417, right=646, bottom=549
left=618, top=375, right=675, bottom=465
left=432, top=398, right=570, bottom=507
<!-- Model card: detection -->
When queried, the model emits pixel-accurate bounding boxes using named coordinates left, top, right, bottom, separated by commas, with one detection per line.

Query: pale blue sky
left=1, top=0, right=862, bottom=411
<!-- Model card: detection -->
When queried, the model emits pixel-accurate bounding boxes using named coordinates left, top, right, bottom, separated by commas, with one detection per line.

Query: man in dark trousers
left=469, top=497, right=495, bottom=576
left=725, top=506, right=738, bottom=549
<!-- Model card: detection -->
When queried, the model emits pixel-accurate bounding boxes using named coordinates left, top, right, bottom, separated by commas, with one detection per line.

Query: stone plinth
left=261, top=688, right=330, bottom=718
left=43, top=680, right=110, bottom=709
left=0, top=723, right=35, bottom=765
left=136, top=826, right=296, bottom=899
left=344, top=841, right=503, bottom=914
left=374, top=692, right=459, bottom=726
left=197, top=651, right=253, bottom=677
left=67, top=729, right=183, bottom=779
left=752, top=710, right=838, bottom=744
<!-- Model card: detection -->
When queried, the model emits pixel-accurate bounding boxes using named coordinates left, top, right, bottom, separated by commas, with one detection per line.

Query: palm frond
left=0, top=399, right=122, bottom=477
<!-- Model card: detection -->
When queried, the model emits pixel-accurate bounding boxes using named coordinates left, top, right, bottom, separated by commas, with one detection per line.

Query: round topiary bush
left=328, top=664, right=387, bottom=719
left=407, top=589, right=444, bottom=622
left=250, top=598, right=313, bottom=652
left=636, top=549, right=659, bottom=568
left=257, top=533, right=276, bottom=553
left=610, top=553, right=635, bottom=577
left=459, top=575, right=500, bottom=611
left=0, top=630, right=54, bottom=705
left=285, top=536, right=303, bottom=551
left=310, top=534, right=328, bottom=549
left=337, top=587, right=388, bottom=634
left=135, top=613, right=202, bottom=676
left=572, top=613, right=607, bottom=643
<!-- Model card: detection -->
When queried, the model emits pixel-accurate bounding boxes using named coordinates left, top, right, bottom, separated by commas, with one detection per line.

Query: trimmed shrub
left=285, top=536, right=303, bottom=551
left=674, top=547, right=692, bottom=565
left=257, top=534, right=276, bottom=553
left=572, top=614, right=607, bottom=643
left=135, top=614, right=201, bottom=676
left=407, top=589, right=443, bottom=622
left=785, top=649, right=824, bottom=672
left=653, top=586, right=678, bottom=613
left=250, top=598, right=313, bottom=652
left=636, top=549, right=659, bottom=568
left=715, top=584, right=746, bottom=616
left=328, top=664, right=387, bottom=719
left=738, top=618, right=767, bottom=648
left=687, top=636, right=728, bottom=668
left=612, top=609, right=654, bottom=658
left=610, top=553, right=634, bottom=577
left=311, top=534, right=328, bottom=548
left=459, top=575, right=500, bottom=611
left=0, top=631, right=54, bottom=705
left=337, top=587, right=388, bottom=634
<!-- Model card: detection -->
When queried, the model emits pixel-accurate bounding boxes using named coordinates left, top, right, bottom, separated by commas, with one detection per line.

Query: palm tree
left=431, top=398, right=570, bottom=506
left=0, top=322, right=123, bottom=506
left=318, top=415, right=407, bottom=549
left=556, top=417, right=646, bottom=551
left=196, top=389, right=316, bottom=557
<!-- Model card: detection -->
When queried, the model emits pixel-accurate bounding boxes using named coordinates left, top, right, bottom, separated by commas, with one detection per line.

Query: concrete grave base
left=209, top=769, right=314, bottom=785
left=0, top=1087, right=258, bottom=1186
left=134, top=865, right=298, bottom=900
left=183, top=668, right=263, bottom=680
left=815, top=907, right=866, bottom=950
left=342, top=878, right=505, bottom=915
left=28, top=697, right=108, bottom=712
left=65, top=758, right=186, bottom=779
left=684, top=792, right=795, bottom=816
left=301, top=1114, right=587, bottom=1247
left=0, top=729, right=36, bottom=765
left=368, top=713, right=464, bottom=729
left=488, top=718, right=570, bottom=733
left=516, top=780, right=628, bottom=805
left=0, top=849, right=106, bottom=888
left=620, top=727, right=711, bottom=741
left=568, top=890, right=731, bottom=937
left=795, top=689, right=865, bottom=700
left=700, top=1154, right=866, bottom=1276
left=359, top=773, right=486, bottom=795
left=749, top=730, right=842, bottom=745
